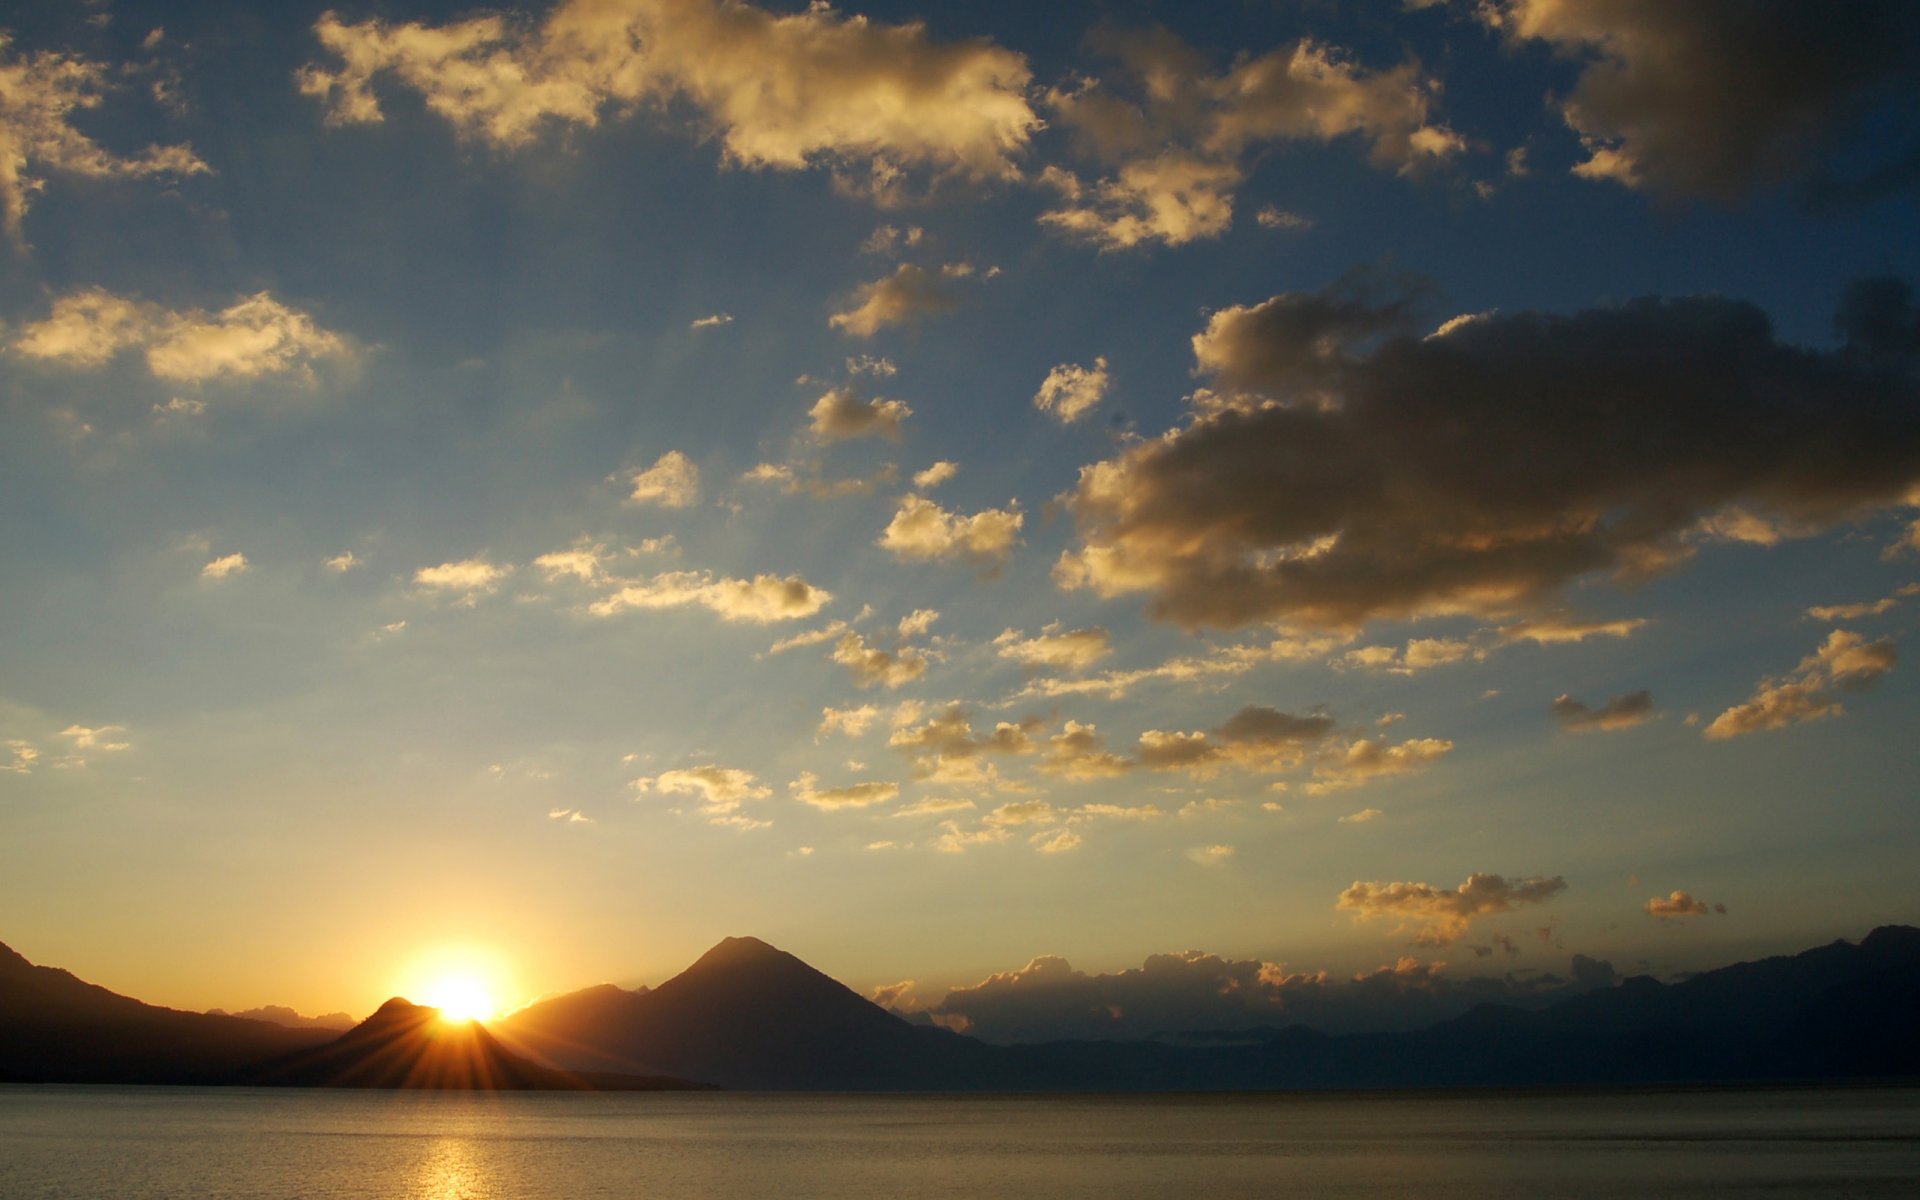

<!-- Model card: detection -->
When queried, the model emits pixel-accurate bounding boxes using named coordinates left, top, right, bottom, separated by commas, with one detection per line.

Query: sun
left=423, top=975, right=497, bottom=1024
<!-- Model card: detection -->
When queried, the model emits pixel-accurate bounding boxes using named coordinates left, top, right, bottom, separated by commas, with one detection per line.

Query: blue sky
left=2, top=0, right=1918, bottom=1032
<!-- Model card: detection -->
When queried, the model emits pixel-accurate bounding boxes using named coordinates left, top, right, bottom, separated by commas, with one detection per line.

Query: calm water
left=1, top=1084, right=1916, bottom=1198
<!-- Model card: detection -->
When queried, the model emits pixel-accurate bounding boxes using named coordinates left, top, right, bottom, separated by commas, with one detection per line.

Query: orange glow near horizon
left=391, top=944, right=517, bottom=1025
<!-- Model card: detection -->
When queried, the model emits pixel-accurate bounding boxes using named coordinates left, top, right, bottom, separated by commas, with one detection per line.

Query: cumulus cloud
left=889, top=706, right=1041, bottom=778
left=829, top=262, right=973, bottom=336
left=1039, top=29, right=1460, bottom=249
left=818, top=704, right=880, bottom=739
left=591, top=570, right=831, bottom=623
left=1499, top=614, right=1648, bottom=644
left=690, top=312, right=733, bottom=329
left=1484, top=0, right=1920, bottom=199
left=1033, top=358, right=1110, bottom=423
left=878, top=494, right=1022, bottom=566
left=1339, top=808, right=1385, bottom=825
left=200, top=552, right=249, bottom=580
left=1645, top=889, right=1727, bottom=919
left=641, top=765, right=772, bottom=828
left=1186, top=843, right=1235, bottom=866
left=808, top=385, right=911, bottom=441
left=12, top=289, right=350, bottom=383
left=1340, top=637, right=1475, bottom=674
left=790, top=771, right=899, bottom=810
left=1306, top=737, right=1452, bottom=794
left=994, top=626, right=1113, bottom=671
left=912, top=461, right=958, bottom=489
left=0, top=41, right=209, bottom=239
left=1042, top=705, right=1337, bottom=782
left=1550, top=690, right=1654, bottom=732
left=59, top=724, right=130, bottom=753
left=831, top=631, right=927, bottom=689
left=298, top=0, right=1037, bottom=200
left=1339, top=872, right=1568, bottom=946
left=415, top=557, right=512, bottom=602
left=1058, top=275, right=1920, bottom=630
left=628, top=450, right=700, bottom=507
left=1706, top=629, right=1897, bottom=739
left=1006, top=632, right=1343, bottom=703
left=1041, top=720, right=1135, bottom=781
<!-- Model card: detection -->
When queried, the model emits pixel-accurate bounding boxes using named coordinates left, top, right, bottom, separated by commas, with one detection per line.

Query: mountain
left=0, top=940, right=334, bottom=1084
left=251, top=998, right=705, bottom=1090
left=495, top=935, right=1013, bottom=1089
left=206, top=1004, right=356, bottom=1031
left=8, top=927, right=1918, bottom=1091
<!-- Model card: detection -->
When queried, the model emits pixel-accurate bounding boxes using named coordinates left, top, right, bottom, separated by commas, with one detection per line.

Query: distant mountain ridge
left=5, top=927, right=1918, bottom=1091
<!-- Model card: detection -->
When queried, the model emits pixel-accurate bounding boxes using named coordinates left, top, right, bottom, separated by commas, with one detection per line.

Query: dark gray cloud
left=909, top=946, right=1616, bottom=1042
left=1551, top=690, right=1654, bottom=732
left=1489, top=0, right=1920, bottom=199
left=1059, top=277, right=1920, bottom=630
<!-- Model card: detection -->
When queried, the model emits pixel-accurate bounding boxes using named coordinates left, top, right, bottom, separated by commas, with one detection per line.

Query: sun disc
left=424, top=976, right=496, bottom=1024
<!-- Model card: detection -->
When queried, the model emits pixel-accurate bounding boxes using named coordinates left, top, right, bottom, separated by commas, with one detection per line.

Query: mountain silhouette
left=496, top=935, right=1011, bottom=1089
left=6, top=927, right=1918, bottom=1090
left=0, top=939, right=333, bottom=1084
left=252, top=997, right=704, bottom=1090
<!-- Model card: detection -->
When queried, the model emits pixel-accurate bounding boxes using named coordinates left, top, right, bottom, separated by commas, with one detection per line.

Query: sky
left=2, top=0, right=1919, bottom=1035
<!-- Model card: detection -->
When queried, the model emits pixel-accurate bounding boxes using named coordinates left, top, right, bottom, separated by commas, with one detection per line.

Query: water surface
left=2, top=1084, right=1916, bottom=1198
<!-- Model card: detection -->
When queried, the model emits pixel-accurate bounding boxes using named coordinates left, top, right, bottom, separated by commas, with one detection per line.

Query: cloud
left=818, top=704, right=880, bottom=739
left=896, top=609, right=940, bottom=639
left=1339, top=872, right=1568, bottom=945
left=299, top=0, right=1037, bottom=199
left=1186, top=843, right=1235, bottom=866
left=3, top=740, right=38, bottom=774
left=59, top=724, right=129, bottom=753
left=916, top=944, right=1615, bottom=1043
left=894, top=796, right=975, bottom=819
left=1039, top=29, right=1459, bottom=249
left=642, top=766, right=772, bottom=828
left=831, top=631, right=927, bottom=689
left=1550, top=690, right=1655, bottom=732
left=1339, top=808, right=1385, bottom=824
left=1031, top=828, right=1082, bottom=855
left=1484, top=0, right=1920, bottom=199
left=628, top=451, right=700, bottom=507
left=1032, top=358, right=1110, bottom=423
left=591, top=570, right=832, bottom=623
left=878, top=494, right=1022, bottom=566
left=744, top=460, right=898, bottom=499
left=325, top=551, right=362, bottom=573
left=12, top=289, right=350, bottom=383
left=1041, top=721, right=1136, bottom=780
left=690, top=312, right=733, bottom=329
left=1058, top=275, right=1920, bottom=630
left=1499, top=614, right=1648, bottom=644
left=829, top=262, right=973, bottom=336
left=1645, top=889, right=1727, bottom=919
left=1042, top=705, right=1338, bottom=782
left=415, top=557, right=512, bottom=602
left=994, top=626, right=1113, bottom=671
left=890, top=706, right=1041, bottom=778
left=0, top=41, right=209, bottom=239
left=1306, top=737, right=1452, bottom=793
left=1706, top=629, right=1897, bottom=739
left=1255, top=206, right=1312, bottom=231
left=1339, top=637, right=1475, bottom=674
left=808, top=386, right=911, bottom=441
left=1006, top=632, right=1343, bottom=702
left=913, top=461, right=958, bottom=489
left=790, top=771, right=899, bottom=810
left=200, top=552, right=249, bottom=580
left=1804, top=596, right=1902, bottom=622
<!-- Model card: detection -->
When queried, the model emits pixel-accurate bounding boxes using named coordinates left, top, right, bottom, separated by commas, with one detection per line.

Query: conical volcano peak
left=688, top=936, right=790, bottom=971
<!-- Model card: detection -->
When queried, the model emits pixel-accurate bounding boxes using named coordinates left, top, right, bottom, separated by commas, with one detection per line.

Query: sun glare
left=424, top=976, right=497, bottom=1024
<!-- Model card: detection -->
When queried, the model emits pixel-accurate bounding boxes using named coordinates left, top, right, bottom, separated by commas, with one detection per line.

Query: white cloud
left=1706, top=629, right=1897, bottom=739
left=1186, top=843, right=1235, bottom=866
left=1032, top=358, right=1110, bottom=423
left=1339, top=872, right=1567, bottom=945
left=415, top=557, right=512, bottom=602
left=0, top=42, right=209, bottom=239
left=12, top=289, right=350, bottom=383
left=831, top=631, right=927, bottom=689
left=690, top=312, right=733, bottom=329
left=808, top=386, right=911, bottom=441
left=818, top=704, right=880, bottom=739
left=1306, top=737, right=1452, bottom=794
left=591, top=570, right=832, bottom=623
left=912, top=461, right=959, bottom=489
left=628, top=451, right=700, bottom=507
left=324, top=551, right=362, bottom=572
left=298, top=0, right=1038, bottom=197
left=829, top=262, right=973, bottom=337
left=791, top=771, right=900, bottom=810
left=200, top=552, right=249, bottom=580
left=878, top=494, right=1022, bottom=566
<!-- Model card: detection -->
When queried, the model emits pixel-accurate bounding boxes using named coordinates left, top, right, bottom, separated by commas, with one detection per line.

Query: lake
left=2, top=1084, right=1916, bottom=1198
